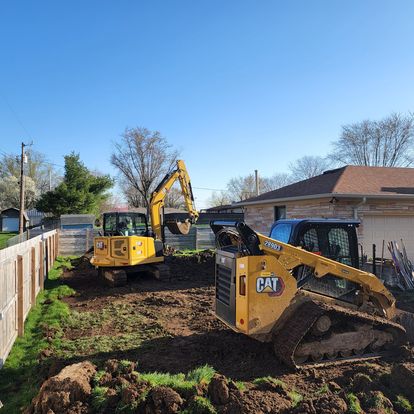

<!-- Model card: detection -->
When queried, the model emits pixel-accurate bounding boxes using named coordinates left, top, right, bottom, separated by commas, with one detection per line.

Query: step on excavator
left=91, top=160, right=198, bottom=286
left=210, top=219, right=414, bottom=368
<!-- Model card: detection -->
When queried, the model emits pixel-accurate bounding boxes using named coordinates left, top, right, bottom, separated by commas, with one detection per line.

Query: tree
left=0, top=175, right=37, bottom=210
left=111, top=127, right=179, bottom=211
left=262, top=173, right=294, bottom=192
left=207, top=191, right=232, bottom=208
left=329, top=113, right=414, bottom=167
left=289, top=156, right=331, bottom=181
left=0, top=149, right=60, bottom=194
left=36, top=153, right=113, bottom=217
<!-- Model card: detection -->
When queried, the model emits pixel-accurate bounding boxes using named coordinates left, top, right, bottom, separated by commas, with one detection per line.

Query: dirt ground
left=28, top=253, right=414, bottom=413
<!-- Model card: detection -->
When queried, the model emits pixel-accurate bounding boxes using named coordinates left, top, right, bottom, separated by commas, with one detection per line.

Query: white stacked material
left=388, top=239, right=414, bottom=290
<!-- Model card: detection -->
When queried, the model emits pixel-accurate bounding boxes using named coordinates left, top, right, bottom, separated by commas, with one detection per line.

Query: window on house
left=274, top=205, right=286, bottom=220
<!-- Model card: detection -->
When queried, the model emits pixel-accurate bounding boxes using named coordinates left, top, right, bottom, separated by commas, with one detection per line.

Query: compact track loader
left=91, top=160, right=198, bottom=286
left=210, top=219, right=414, bottom=368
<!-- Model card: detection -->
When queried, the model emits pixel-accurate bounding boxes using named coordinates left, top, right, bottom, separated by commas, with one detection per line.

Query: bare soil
left=30, top=253, right=414, bottom=413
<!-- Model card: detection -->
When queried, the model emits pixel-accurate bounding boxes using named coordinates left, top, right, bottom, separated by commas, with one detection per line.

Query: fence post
left=39, top=241, right=44, bottom=290
left=31, top=247, right=36, bottom=306
left=17, top=255, right=24, bottom=337
left=55, top=230, right=60, bottom=257
left=86, top=228, right=90, bottom=252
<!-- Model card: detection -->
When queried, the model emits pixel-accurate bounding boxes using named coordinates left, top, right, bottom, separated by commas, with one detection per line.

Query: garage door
left=363, top=215, right=414, bottom=260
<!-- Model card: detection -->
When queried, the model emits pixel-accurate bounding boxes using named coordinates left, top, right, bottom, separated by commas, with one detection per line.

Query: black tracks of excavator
left=272, top=300, right=406, bottom=369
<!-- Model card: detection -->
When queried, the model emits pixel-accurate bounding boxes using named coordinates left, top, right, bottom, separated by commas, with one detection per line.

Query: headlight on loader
left=96, top=241, right=105, bottom=249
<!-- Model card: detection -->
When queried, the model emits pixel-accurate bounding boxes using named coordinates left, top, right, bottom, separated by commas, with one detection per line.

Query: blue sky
left=1, top=1, right=414, bottom=208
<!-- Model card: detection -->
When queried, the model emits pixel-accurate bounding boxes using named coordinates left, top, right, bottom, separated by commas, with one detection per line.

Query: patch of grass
left=186, top=365, right=216, bottom=384
left=253, top=376, right=286, bottom=388
left=0, top=256, right=77, bottom=413
left=315, top=383, right=330, bottom=395
left=346, top=393, right=362, bottom=414
left=91, top=386, right=109, bottom=412
left=0, top=231, right=17, bottom=249
left=140, top=371, right=196, bottom=394
left=235, top=381, right=246, bottom=392
left=288, top=390, right=303, bottom=408
left=184, top=396, right=217, bottom=414
left=93, top=370, right=107, bottom=386
left=394, top=395, right=412, bottom=412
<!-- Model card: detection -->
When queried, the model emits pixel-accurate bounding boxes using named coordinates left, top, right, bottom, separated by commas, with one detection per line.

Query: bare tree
left=289, top=156, right=331, bottom=181
left=111, top=127, right=179, bottom=212
left=329, top=113, right=414, bottom=167
left=207, top=191, right=232, bottom=208
left=262, top=173, right=294, bottom=192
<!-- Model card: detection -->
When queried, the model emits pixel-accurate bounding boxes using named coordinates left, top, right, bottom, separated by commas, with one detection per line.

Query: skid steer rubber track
left=272, top=300, right=406, bottom=369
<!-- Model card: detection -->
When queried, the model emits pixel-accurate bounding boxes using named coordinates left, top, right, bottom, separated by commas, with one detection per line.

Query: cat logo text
left=256, top=276, right=285, bottom=297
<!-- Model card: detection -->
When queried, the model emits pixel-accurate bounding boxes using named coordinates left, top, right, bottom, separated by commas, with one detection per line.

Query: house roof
left=1, top=208, right=29, bottom=220
left=237, top=165, right=414, bottom=206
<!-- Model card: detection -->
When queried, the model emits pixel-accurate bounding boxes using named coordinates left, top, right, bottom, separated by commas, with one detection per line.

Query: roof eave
left=234, top=192, right=414, bottom=207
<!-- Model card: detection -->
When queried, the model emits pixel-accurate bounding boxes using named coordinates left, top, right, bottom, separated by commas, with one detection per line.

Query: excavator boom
left=150, top=160, right=199, bottom=240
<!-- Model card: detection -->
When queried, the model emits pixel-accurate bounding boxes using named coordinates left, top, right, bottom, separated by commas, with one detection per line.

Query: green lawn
left=0, top=232, right=17, bottom=249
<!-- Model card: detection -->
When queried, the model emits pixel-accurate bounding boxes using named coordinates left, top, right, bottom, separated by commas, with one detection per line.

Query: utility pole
left=18, top=142, right=27, bottom=234
left=254, top=169, right=260, bottom=196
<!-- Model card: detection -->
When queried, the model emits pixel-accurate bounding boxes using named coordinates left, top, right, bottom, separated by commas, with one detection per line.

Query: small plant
left=91, top=386, right=109, bottom=412
left=315, top=383, right=329, bottom=395
left=235, top=381, right=246, bottom=392
left=140, top=371, right=196, bottom=394
left=346, top=393, right=362, bottom=414
left=394, top=395, right=412, bottom=412
left=93, top=370, right=106, bottom=386
left=186, top=365, right=216, bottom=384
left=288, top=390, right=303, bottom=408
left=185, top=396, right=217, bottom=414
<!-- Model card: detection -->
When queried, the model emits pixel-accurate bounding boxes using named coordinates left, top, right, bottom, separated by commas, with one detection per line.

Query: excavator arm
left=211, top=221, right=397, bottom=319
left=150, top=160, right=199, bottom=240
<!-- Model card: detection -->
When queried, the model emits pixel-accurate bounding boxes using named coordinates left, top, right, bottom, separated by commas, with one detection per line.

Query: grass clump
left=140, top=372, right=196, bottom=394
left=394, top=395, right=412, bottom=412
left=235, top=381, right=246, bottom=392
left=315, top=383, right=330, bottom=395
left=288, top=390, right=303, bottom=408
left=93, top=370, right=107, bottom=386
left=346, top=393, right=362, bottom=414
left=0, top=256, right=77, bottom=413
left=184, top=396, right=217, bottom=414
left=91, top=386, right=109, bottom=412
left=253, top=376, right=286, bottom=388
left=186, top=365, right=216, bottom=384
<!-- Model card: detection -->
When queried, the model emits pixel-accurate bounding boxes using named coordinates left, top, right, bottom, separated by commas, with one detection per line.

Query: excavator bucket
left=165, top=218, right=192, bottom=235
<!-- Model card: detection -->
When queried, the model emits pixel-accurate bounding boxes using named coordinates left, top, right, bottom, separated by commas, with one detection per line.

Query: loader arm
left=150, top=160, right=199, bottom=240
left=212, top=221, right=397, bottom=319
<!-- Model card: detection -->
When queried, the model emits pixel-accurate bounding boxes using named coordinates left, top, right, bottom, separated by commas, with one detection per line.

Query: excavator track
left=98, top=268, right=128, bottom=287
left=273, top=300, right=406, bottom=369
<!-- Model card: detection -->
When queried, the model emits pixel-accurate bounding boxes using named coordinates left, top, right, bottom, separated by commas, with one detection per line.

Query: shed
left=0, top=208, right=28, bottom=232
left=60, top=214, right=95, bottom=230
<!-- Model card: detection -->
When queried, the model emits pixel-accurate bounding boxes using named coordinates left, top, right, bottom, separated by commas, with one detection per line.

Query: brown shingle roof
left=238, top=165, right=414, bottom=205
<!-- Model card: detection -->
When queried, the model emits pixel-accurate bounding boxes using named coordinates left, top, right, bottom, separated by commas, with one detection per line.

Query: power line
left=192, top=186, right=226, bottom=191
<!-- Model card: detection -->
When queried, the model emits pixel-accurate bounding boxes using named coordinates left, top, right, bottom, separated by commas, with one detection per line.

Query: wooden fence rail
left=0, top=230, right=57, bottom=368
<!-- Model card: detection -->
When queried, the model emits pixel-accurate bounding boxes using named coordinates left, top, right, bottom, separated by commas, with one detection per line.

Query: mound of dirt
left=25, top=361, right=96, bottom=414
left=391, top=362, right=414, bottom=397
left=144, top=386, right=183, bottom=413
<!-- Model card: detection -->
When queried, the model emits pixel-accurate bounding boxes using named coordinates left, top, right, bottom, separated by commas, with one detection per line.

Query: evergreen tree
left=36, top=153, right=113, bottom=217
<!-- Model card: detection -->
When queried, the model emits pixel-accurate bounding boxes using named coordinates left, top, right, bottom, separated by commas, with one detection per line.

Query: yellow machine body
left=91, top=235, right=164, bottom=268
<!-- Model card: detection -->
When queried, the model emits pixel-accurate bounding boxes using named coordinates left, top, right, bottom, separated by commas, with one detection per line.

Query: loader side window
left=327, top=227, right=351, bottom=266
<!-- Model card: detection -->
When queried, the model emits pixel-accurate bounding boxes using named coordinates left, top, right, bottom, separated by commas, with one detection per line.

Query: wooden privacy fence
left=58, top=227, right=216, bottom=256
left=0, top=230, right=58, bottom=368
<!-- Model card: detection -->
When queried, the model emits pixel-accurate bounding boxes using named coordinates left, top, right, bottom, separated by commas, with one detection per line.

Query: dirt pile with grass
left=7, top=252, right=414, bottom=413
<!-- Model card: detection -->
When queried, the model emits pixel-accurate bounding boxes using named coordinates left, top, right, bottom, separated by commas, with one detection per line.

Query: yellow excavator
left=91, top=160, right=198, bottom=286
left=210, top=219, right=414, bottom=367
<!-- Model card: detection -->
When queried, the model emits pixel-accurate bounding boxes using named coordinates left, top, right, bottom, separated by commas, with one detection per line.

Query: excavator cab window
left=103, top=212, right=148, bottom=237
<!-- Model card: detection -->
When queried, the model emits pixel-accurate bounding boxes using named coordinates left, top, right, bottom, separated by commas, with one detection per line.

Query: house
left=201, top=204, right=244, bottom=214
left=0, top=208, right=29, bottom=232
left=236, top=165, right=414, bottom=259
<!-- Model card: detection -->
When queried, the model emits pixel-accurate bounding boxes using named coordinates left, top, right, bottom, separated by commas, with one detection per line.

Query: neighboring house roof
left=0, top=208, right=29, bottom=220
left=237, top=165, right=414, bottom=206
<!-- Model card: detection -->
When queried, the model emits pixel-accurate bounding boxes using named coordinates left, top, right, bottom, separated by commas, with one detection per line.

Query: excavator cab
left=102, top=212, right=149, bottom=237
